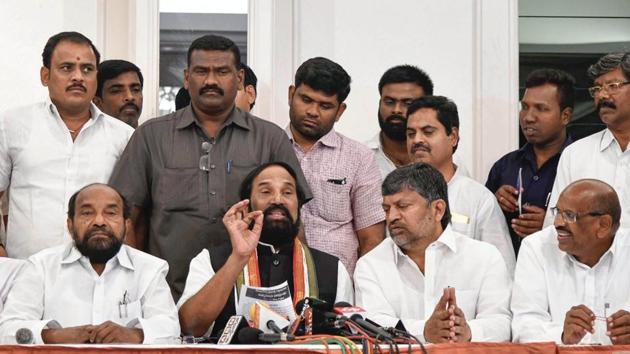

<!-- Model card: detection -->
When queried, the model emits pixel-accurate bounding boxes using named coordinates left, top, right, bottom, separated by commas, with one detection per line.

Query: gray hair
left=587, top=52, right=630, bottom=81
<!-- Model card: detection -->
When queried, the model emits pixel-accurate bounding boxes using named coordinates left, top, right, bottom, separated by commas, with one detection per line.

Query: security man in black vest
left=177, top=162, right=354, bottom=338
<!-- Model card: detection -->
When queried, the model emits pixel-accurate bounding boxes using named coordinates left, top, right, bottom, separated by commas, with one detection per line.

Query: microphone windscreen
left=16, top=328, right=33, bottom=344
left=237, top=327, right=263, bottom=344
left=334, top=301, right=353, bottom=308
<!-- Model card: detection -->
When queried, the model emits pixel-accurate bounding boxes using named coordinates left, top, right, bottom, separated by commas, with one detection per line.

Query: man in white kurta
left=0, top=32, right=133, bottom=259
left=406, top=95, right=515, bottom=271
left=0, top=184, right=179, bottom=344
left=543, top=52, right=630, bottom=230
left=0, top=258, right=25, bottom=313
left=355, top=163, right=511, bottom=343
left=513, top=179, right=630, bottom=345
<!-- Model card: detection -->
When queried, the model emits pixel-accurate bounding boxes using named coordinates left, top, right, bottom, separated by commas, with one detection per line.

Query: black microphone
left=266, top=319, right=284, bottom=334
left=217, top=315, right=250, bottom=344
left=15, top=328, right=33, bottom=344
left=350, top=314, right=394, bottom=341
left=237, top=327, right=295, bottom=344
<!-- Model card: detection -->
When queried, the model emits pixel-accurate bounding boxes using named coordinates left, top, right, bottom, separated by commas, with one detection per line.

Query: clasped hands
left=424, top=287, right=472, bottom=343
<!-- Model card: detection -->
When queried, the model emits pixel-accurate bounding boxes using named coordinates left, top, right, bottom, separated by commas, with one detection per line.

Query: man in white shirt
left=0, top=31, right=134, bottom=259
left=544, top=52, right=630, bottom=229
left=0, top=183, right=179, bottom=344
left=354, top=163, right=511, bottom=343
left=0, top=258, right=25, bottom=313
left=406, top=96, right=515, bottom=271
left=178, top=162, right=353, bottom=338
left=512, top=179, right=630, bottom=345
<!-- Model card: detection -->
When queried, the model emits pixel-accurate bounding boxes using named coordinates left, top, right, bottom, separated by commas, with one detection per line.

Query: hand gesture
left=446, top=289, right=472, bottom=342
left=90, top=321, right=143, bottom=344
left=495, top=185, right=519, bottom=213
left=41, top=325, right=94, bottom=344
left=511, top=204, right=545, bottom=238
left=424, top=288, right=454, bottom=343
left=223, top=200, right=263, bottom=260
left=562, top=305, right=595, bottom=344
left=607, top=310, right=630, bottom=344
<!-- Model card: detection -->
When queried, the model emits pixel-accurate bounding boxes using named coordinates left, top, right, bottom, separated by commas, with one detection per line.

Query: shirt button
left=210, top=191, right=216, bottom=196
left=533, top=175, right=539, bottom=181
left=211, top=217, right=218, bottom=223
left=210, top=164, right=216, bottom=169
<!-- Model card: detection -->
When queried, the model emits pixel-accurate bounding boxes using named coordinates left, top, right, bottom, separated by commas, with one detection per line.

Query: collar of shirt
left=286, top=125, right=341, bottom=151
left=45, top=96, right=105, bottom=126
left=60, top=242, right=135, bottom=272
left=175, top=105, right=251, bottom=132
left=365, top=132, right=381, bottom=151
left=392, top=225, right=458, bottom=265
left=561, top=229, right=620, bottom=271
left=516, top=136, right=574, bottom=169
left=599, top=128, right=628, bottom=152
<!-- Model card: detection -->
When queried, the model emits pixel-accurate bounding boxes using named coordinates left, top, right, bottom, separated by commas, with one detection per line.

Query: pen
left=227, top=160, right=233, bottom=174
left=544, top=192, right=551, bottom=208
left=517, top=167, right=523, bottom=215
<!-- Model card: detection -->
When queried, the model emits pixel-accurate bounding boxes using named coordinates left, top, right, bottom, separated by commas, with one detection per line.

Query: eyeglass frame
left=587, top=81, right=630, bottom=98
left=549, top=206, right=606, bottom=224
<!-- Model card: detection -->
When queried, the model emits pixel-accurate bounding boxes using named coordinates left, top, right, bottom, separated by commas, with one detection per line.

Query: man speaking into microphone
left=354, top=163, right=511, bottom=343
left=177, top=162, right=354, bottom=338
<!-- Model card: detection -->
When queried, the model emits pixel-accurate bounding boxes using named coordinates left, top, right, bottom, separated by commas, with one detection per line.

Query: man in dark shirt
left=486, top=69, right=575, bottom=254
left=109, top=35, right=309, bottom=300
left=177, top=162, right=353, bottom=338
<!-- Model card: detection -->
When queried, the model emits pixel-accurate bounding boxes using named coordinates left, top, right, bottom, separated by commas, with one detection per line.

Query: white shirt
left=354, top=227, right=512, bottom=342
left=0, top=99, right=134, bottom=259
left=544, top=129, right=630, bottom=228
left=448, top=167, right=516, bottom=273
left=0, top=243, right=180, bottom=344
left=178, top=245, right=355, bottom=334
left=511, top=225, right=630, bottom=344
left=365, top=133, right=471, bottom=179
left=0, top=258, right=25, bottom=313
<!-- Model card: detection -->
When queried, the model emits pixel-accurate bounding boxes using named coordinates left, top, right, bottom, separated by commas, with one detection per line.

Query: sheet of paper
left=237, top=281, right=297, bottom=322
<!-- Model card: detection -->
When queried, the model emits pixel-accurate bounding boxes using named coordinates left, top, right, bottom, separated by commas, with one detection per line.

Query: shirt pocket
left=455, top=289, right=478, bottom=320
left=155, top=168, right=201, bottom=211
left=225, top=162, right=258, bottom=206
left=315, top=176, right=352, bottom=223
left=119, top=299, right=143, bottom=326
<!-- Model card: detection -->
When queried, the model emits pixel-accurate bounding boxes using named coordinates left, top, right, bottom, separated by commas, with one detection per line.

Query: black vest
left=208, top=242, right=339, bottom=337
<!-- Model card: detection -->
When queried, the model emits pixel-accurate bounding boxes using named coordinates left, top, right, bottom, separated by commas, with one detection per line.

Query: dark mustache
left=386, top=114, right=406, bottom=123
left=66, top=84, right=86, bottom=92
left=263, top=204, right=291, bottom=219
left=410, top=143, right=430, bottom=154
left=85, top=225, right=116, bottom=240
left=199, top=85, right=224, bottom=96
left=598, top=100, right=616, bottom=111
left=119, top=102, right=139, bottom=113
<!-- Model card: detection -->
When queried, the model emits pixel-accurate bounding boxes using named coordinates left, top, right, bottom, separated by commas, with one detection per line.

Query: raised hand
left=424, top=288, right=454, bottom=343
left=495, top=185, right=519, bottom=213
left=223, top=199, right=263, bottom=260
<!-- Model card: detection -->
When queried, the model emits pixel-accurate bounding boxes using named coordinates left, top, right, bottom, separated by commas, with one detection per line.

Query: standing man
left=486, top=69, right=574, bottom=254
left=94, top=59, right=144, bottom=128
left=406, top=96, right=515, bottom=272
left=109, top=35, right=309, bottom=300
left=287, top=57, right=385, bottom=274
left=234, top=63, right=257, bottom=113
left=365, top=65, right=434, bottom=178
left=0, top=31, right=133, bottom=259
left=544, top=52, right=630, bottom=229
left=355, top=163, right=512, bottom=343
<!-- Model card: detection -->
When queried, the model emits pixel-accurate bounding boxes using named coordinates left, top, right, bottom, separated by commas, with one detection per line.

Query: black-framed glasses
left=587, top=81, right=630, bottom=98
left=550, top=207, right=605, bottom=224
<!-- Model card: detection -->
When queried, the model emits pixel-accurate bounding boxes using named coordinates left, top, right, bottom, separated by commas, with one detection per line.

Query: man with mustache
left=286, top=57, right=385, bottom=275
left=94, top=60, right=144, bottom=128
left=406, top=96, right=515, bottom=272
left=544, top=52, right=630, bottom=231
left=178, top=162, right=353, bottom=338
left=486, top=69, right=574, bottom=254
left=0, top=32, right=133, bottom=259
left=109, top=35, right=309, bottom=301
left=512, top=179, right=630, bottom=345
left=354, top=163, right=511, bottom=343
left=0, top=183, right=179, bottom=344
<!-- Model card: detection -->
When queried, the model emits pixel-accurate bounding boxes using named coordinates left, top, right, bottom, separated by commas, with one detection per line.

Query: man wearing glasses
left=512, top=179, right=630, bottom=345
left=543, top=52, right=630, bottom=230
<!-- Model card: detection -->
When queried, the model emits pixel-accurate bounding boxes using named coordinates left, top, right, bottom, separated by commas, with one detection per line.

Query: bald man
left=512, top=179, right=630, bottom=345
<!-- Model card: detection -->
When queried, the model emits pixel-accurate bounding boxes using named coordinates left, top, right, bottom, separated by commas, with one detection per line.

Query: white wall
left=0, top=0, right=100, bottom=112
left=249, top=0, right=520, bottom=181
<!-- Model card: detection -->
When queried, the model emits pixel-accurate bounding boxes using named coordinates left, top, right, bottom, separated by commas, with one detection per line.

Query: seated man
left=0, top=258, right=25, bottom=313
left=512, top=179, right=630, bottom=345
left=406, top=96, right=515, bottom=272
left=178, top=162, right=354, bottom=337
left=0, top=184, right=179, bottom=344
left=355, top=163, right=511, bottom=343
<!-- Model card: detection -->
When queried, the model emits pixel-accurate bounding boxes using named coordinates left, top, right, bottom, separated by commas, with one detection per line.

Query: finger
left=497, top=194, right=518, bottom=211
left=522, top=204, right=546, bottom=214
left=501, top=185, right=519, bottom=195
left=434, top=289, right=450, bottom=312
left=448, top=288, right=457, bottom=308
left=242, top=210, right=263, bottom=225
left=516, top=212, right=545, bottom=222
left=93, top=323, right=117, bottom=343
left=435, top=319, right=453, bottom=330
left=433, top=309, right=451, bottom=321
left=571, top=306, right=596, bottom=322
left=437, top=329, right=452, bottom=339
left=451, top=324, right=466, bottom=335
left=224, top=200, right=250, bottom=220
left=609, top=310, right=630, bottom=322
left=609, top=313, right=630, bottom=330
left=607, top=324, right=630, bottom=338
left=249, top=212, right=264, bottom=237
left=611, top=333, right=630, bottom=344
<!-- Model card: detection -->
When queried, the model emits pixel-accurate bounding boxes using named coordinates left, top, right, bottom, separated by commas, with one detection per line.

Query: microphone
left=266, top=319, right=284, bottom=334
left=16, top=328, right=33, bottom=344
left=237, top=327, right=295, bottom=344
left=217, top=315, right=250, bottom=344
left=350, top=314, right=394, bottom=341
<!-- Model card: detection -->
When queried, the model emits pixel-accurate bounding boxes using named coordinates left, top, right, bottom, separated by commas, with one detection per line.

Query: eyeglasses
left=587, top=81, right=630, bottom=98
left=550, top=207, right=605, bottom=224
left=199, top=141, right=213, bottom=171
